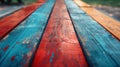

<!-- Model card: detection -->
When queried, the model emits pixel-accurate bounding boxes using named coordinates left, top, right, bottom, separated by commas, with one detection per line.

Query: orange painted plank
left=74, top=0, right=120, bottom=40
left=0, top=1, right=45, bottom=40
left=32, top=0, right=88, bottom=67
left=74, top=0, right=91, bottom=7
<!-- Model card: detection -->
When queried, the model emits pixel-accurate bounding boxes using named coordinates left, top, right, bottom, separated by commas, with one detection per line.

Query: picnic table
left=0, top=0, right=120, bottom=67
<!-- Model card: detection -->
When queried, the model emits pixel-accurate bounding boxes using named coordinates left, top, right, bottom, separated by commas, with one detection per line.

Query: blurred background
left=0, top=0, right=37, bottom=19
left=83, top=0, right=120, bottom=21
left=0, top=0, right=119, bottom=21
left=0, top=0, right=37, bottom=5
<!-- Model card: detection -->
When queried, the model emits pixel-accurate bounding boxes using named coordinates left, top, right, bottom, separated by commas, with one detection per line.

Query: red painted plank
left=0, top=0, right=45, bottom=40
left=32, top=0, right=88, bottom=67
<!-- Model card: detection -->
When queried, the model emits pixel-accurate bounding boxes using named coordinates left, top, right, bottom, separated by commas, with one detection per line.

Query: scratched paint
left=0, top=2, right=43, bottom=40
left=32, top=0, right=88, bottom=67
left=0, top=6, right=24, bottom=18
left=65, top=0, right=120, bottom=67
left=0, top=0, right=55, bottom=67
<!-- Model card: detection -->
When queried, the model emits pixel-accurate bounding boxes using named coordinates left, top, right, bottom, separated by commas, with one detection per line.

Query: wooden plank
left=74, top=0, right=90, bottom=7
left=0, top=2, right=44, bottom=40
left=0, top=0, right=55, bottom=67
left=0, top=6, right=24, bottom=18
left=0, top=7, right=6, bottom=12
left=65, top=0, right=120, bottom=67
left=38, top=0, right=46, bottom=2
left=32, top=0, right=88, bottom=67
left=74, top=0, right=120, bottom=40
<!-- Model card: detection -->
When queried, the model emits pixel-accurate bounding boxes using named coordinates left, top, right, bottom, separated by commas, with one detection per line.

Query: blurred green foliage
left=82, top=0, right=120, bottom=7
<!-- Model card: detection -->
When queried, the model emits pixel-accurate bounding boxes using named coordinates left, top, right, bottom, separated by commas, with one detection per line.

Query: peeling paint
left=3, top=45, right=9, bottom=51
left=11, top=56, right=16, bottom=61
left=50, top=52, right=54, bottom=63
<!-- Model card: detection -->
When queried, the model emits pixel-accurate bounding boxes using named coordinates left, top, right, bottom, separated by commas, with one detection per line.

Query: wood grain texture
left=0, top=0, right=55, bottom=67
left=65, top=0, right=120, bottom=67
left=32, top=0, right=88, bottom=67
left=74, top=0, right=120, bottom=40
left=0, top=2, right=43, bottom=40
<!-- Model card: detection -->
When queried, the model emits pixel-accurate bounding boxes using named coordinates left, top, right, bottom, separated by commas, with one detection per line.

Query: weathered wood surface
left=0, top=6, right=24, bottom=18
left=65, top=0, right=120, bottom=67
left=0, top=0, right=55, bottom=67
left=75, top=0, right=120, bottom=41
left=0, top=2, right=43, bottom=40
left=32, top=0, right=88, bottom=67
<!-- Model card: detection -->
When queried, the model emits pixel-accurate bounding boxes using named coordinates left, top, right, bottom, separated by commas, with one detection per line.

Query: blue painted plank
left=0, top=6, right=24, bottom=18
left=0, top=0, right=55, bottom=67
left=65, top=0, right=120, bottom=67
